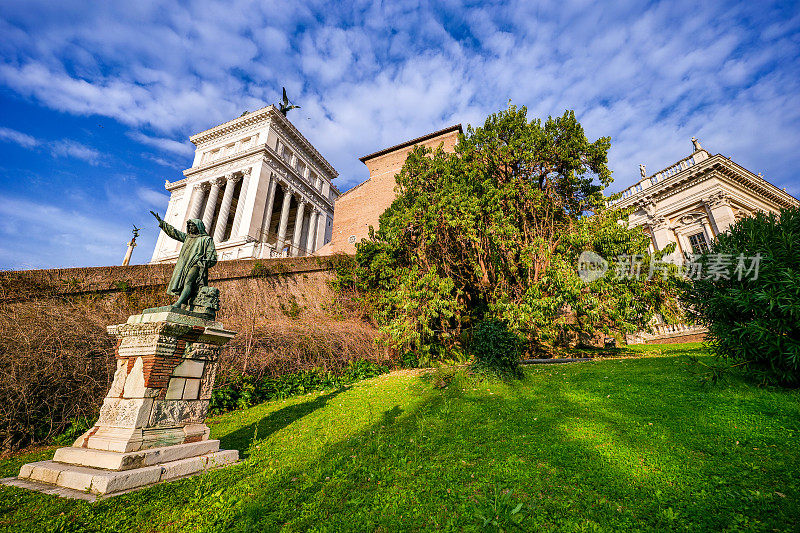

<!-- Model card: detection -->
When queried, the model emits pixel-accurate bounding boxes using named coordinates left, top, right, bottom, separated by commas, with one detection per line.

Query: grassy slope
left=1, top=344, right=799, bottom=532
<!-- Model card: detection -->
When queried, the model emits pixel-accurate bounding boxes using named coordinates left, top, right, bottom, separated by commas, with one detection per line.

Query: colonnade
left=184, top=169, right=322, bottom=257
left=259, top=173, right=322, bottom=257
left=185, top=169, right=250, bottom=244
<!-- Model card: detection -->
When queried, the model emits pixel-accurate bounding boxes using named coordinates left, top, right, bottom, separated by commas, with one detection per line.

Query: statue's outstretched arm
left=151, top=212, right=186, bottom=242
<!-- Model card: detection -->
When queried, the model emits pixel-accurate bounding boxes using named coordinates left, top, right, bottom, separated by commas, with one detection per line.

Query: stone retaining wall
left=0, top=255, right=349, bottom=323
left=0, top=256, right=337, bottom=300
left=626, top=323, right=708, bottom=345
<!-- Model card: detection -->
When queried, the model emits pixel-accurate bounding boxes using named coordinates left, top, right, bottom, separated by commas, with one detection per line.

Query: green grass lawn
left=1, top=343, right=799, bottom=532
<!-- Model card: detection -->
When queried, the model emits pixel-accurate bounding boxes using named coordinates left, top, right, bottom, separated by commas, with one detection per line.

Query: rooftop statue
left=278, top=86, right=300, bottom=117
left=150, top=211, right=218, bottom=313
left=639, top=164, right=646, bottom=179
left=692, top=136, right=702, bottom=151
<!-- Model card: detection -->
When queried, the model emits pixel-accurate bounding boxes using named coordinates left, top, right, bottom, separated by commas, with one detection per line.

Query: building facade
left=318, top=124, right=462, bottom=255
left=612, top=139, right=798, bottom=258
left=614, top=138, right=798, bottom=344
left=151, top=105, right=339, bottom=263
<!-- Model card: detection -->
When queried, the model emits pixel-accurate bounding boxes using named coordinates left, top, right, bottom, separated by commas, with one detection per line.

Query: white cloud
left=0, top=126, right=105, bottom=165
left=0, top=126, right=39, bottom=148
left=136, top=187, right=169, bottom=207
left=144, top=154, right=182, bottom=168
left=50, top=140, right=102, bottom=165
left=129, top=132, right=194, bottom=156
left=0, top=194, right=149, bottom=270
left=0, top=0, right=799, bottom=270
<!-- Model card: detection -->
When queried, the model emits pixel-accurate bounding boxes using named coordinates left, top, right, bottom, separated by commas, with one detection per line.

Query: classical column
left=314, top=211, right=328, bottom=249
left=214, top=174, right=239, bottom=242
left=291, top=199, right=307, bottom=256
left=202, top=179, right=223, bottom=231
left=258, top=173, right=278, bottom=242
left=230, top=168, right=252, bottom=239
left=188, top=183, right=206, bottom=220
left=305, top=209, right=319, bottom=255
left=275, top=185, right=293, bottom=253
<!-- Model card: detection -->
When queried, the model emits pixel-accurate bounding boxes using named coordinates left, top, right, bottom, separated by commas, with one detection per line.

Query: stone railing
left=609, top=151, right=708, bottom=206
left=626, top=323, right=708, bottom=344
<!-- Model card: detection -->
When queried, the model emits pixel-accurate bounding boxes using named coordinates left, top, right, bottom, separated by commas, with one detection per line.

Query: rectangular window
left=688, top=232, right=709, bottom=254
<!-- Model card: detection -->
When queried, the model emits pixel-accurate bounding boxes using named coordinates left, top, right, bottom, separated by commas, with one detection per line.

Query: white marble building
left=151, top=105, right=339, bottom=263
left=614, top=138, right=798, bottom=344
left=612, top=138, right=798, bottom=258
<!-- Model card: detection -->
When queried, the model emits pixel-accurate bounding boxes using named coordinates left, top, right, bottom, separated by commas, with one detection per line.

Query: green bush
left=470, top=318, right=523, bottom=378
left=682, top=206, right=800, bottom=386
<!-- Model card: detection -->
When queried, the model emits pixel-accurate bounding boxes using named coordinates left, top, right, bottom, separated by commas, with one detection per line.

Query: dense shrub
left=0, top=295, right=125, bottom=451
left=470, top=319, right=523, bottom=378
left=682, top=206, right=800, bottom=386
left=343, top=106, right=681, bottom=363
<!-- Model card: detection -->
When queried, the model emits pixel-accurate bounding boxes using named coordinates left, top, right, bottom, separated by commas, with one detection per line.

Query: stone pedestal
left=2, top=307, right=238, bottom=499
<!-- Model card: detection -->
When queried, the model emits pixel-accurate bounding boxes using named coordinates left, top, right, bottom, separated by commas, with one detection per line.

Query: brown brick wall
left=325, top=128, right=460, bottom=254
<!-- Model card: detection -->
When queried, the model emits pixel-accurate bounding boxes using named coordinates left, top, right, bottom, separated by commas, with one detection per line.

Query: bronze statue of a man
left=151, top=212, right=217, bottom=308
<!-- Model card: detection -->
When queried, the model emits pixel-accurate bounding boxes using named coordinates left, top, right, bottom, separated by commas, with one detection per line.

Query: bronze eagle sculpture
left=278, top=87, right=300, bottom=117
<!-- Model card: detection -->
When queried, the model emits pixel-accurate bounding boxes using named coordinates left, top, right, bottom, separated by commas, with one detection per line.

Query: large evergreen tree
left=345, top=106, right=680, bottom=362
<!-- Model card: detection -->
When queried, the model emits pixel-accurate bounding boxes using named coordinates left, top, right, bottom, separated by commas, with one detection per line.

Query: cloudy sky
left=1, top=0, right=798, bottom=269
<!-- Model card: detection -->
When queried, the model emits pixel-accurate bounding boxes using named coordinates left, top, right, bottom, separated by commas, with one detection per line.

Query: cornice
left=190, top=107, right=273, bottom=146
left=710, top=159, right=798, bottom=207
left=183, top=146, right=266, bottom=178
left=189, top=104, right=338, bottom=180
left=165, top=177, right=189, bottom=191
left=263, top=147, right=334, bottom=212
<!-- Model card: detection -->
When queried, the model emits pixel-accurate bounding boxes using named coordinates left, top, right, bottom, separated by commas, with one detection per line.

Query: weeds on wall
left=0, top=280, right=170, bottom=452
left=279, top=295, right=304, bottom=319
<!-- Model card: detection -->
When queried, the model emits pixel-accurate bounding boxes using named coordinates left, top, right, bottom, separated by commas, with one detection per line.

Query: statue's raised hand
left=150, top=211, right=163, bottom=223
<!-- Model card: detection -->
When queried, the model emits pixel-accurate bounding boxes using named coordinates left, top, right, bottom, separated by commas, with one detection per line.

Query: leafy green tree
left=348, top=106, right=681, bottom=362
left=681, top=207, right=800, bottom=386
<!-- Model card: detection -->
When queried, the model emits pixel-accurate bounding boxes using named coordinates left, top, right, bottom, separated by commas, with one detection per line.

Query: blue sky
left=1, top=0, right=798, bottom=269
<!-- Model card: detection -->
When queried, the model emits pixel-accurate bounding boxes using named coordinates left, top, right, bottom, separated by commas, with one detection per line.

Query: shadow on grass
left=220, top=387, right=350, bottom=457
left=210, top=358, right=800, bottom=532
left=381, top=405, right=403, bottom=425
left=3, top=356, right=796, bottom=532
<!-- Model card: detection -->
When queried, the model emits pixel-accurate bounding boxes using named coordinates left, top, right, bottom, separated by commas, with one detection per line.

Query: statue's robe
left=158, top=218, right=217, bottom=295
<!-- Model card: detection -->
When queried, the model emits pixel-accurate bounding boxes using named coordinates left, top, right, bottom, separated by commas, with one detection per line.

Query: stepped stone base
left=2, top=450, right=237, bottom=501
left=1, top=440, right=238, bottom=499
left=53, top=439, right=221, bottom=470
